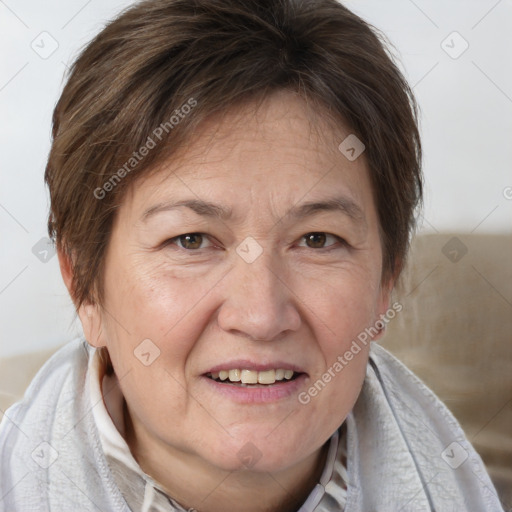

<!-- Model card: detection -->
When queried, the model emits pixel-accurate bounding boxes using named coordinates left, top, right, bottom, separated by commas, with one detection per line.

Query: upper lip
left=205, top=359, right=306, bottom=374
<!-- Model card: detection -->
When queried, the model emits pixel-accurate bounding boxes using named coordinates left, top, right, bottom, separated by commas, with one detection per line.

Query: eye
left=169, top=233, right=212, bottom=250
left=298, top=232, right=343, bottom=249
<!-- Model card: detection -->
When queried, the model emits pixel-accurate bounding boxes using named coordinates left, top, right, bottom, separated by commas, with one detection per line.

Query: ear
left=371, top=273, right=396, bottom=342
left=57, top=246, right=74, bottom=298
left=58, top=247, right=107, bottom=348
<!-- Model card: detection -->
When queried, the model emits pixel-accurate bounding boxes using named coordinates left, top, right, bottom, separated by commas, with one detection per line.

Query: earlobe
left=77, top=302, right=107, bottom=348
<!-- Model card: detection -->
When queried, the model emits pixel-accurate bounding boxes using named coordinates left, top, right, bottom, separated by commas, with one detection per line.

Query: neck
left=124, top=405, right=330, bottom=512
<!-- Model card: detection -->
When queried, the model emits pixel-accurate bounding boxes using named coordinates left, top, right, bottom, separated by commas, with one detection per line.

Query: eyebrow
left=141, top=196, right=365, bottom=225
left=286, top=197, right=366, bottom=225
left=142, top=199, right=232, bottom=222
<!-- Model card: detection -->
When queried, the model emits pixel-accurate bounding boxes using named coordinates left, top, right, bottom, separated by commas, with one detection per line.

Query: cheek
left=296, top=262, right=381, bottom=340
left=102, top=257, right=227, bottom=371
left=107, top=256, right=182, bottom=327
left=298, top=284, right=374, bottom=432
left=99, top=265, right=214, bottom=426
left=310, top=288, right=374, bottom=383
left=292, top=263, right=379, bottom=410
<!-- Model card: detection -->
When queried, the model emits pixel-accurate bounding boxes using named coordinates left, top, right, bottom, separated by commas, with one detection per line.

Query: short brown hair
left=46, top=0, right=422, bottom=309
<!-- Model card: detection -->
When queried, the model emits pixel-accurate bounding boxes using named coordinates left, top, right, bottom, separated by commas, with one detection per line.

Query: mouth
left=201, top=364, right=307, bottom=403
left=205, top=368, right=303, bottom=387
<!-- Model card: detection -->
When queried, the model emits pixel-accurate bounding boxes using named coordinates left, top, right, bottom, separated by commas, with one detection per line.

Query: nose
left=217, top=251, right=301, bottom=341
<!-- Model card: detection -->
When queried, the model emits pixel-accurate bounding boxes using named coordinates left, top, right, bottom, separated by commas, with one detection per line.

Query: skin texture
left=60, top=90, right=394, bottom=512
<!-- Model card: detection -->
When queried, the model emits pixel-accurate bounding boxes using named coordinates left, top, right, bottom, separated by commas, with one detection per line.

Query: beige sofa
left=385, top=233, right=512, bottom=508
left=1, top=233, right=511, bottom=507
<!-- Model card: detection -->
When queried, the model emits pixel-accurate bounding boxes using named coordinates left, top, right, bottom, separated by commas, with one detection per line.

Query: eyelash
left=164, top=232, right=348, bottom=252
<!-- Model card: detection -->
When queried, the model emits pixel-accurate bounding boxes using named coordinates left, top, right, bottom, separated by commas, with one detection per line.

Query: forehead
left=122, top=91, right=376, bottom=226
left=174, top=91, right=351, bottom=174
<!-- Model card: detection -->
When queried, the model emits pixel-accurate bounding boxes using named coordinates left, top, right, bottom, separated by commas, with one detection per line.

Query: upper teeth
left=209, top=369, right=295, bottom=384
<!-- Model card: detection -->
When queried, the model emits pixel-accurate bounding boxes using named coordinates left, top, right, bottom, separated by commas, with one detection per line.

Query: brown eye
left=177, top=233, right=205, bottom=250
left=299, top=232, right=342, bottom=249
left=304, top=232, right=327, bottom=248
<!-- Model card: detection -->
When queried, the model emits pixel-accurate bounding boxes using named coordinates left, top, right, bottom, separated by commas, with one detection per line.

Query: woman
left=0, top=0, right=503, bottom=510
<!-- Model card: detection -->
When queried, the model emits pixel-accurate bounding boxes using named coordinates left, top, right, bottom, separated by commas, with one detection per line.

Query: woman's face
left=80, top=91, right=392, bottom=474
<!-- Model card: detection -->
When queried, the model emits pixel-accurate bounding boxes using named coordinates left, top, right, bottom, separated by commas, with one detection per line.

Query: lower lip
left=201, top=374, right=307, bottom=403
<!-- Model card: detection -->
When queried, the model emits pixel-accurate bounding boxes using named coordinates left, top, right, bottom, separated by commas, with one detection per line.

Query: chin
left=201, top=436, right=299, bottom=473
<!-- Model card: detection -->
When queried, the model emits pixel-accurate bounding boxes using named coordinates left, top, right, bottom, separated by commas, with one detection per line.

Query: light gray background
left=1, top=0, right=511, bottom=357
